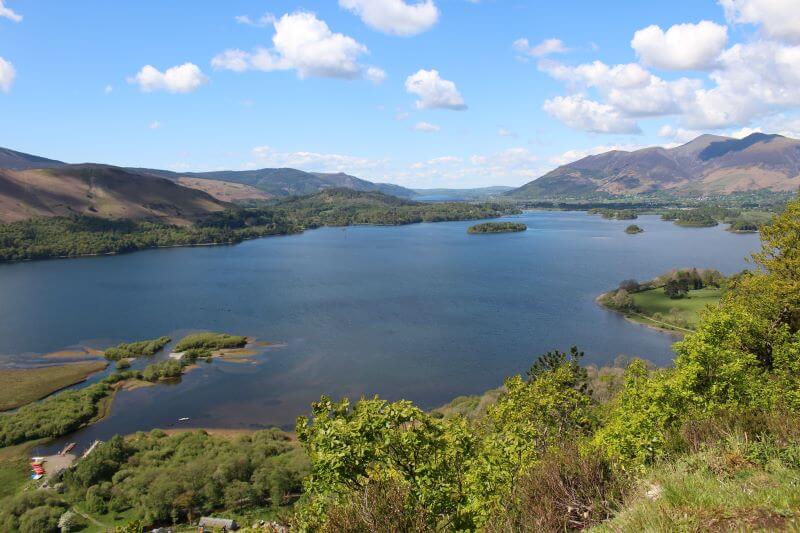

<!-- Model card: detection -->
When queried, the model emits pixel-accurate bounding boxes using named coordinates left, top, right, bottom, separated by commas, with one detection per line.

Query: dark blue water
left=0, top=212, right=759, bottom=449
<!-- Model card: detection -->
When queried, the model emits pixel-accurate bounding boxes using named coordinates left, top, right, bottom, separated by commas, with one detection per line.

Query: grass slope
left=0, top=361, right=108, bottom=411
left=631, top=287, right=723, bottom=329
left=594, top=447, right=800, bottom=531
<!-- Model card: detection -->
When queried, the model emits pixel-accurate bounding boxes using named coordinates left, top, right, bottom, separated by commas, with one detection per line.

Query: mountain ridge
left=0, top=164, right=228, bottom=224
left=508, top=133, right=800, bottom=199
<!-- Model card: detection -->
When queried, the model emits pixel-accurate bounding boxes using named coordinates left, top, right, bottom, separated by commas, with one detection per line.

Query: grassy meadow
left=0, top=361, right=108, bottom=411
left=631, top=287, right=724, bottom=328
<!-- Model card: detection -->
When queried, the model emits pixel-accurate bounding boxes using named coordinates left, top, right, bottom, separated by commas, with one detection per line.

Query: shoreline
left=0, top=212, right=513, bottom=265
left=595, top=292, right=693, bottom=335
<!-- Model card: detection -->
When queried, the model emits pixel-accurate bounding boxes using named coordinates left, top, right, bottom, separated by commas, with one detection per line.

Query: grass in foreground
left=593, top=447, right=800, bottom=532
left=0, top=361, right=108, bottom=411
left=0, top=439, right=50, bottom=499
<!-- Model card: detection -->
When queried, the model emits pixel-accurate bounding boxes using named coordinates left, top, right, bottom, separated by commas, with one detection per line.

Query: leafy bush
left=141, top=360, right=183, bottom=382
left=61, top=429, right=308, bottom=527
left=104, top=336, right=171, bottom=361
left=174, top=332, right=248, bottom=352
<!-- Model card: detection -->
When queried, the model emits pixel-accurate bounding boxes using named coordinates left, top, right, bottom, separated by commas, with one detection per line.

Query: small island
left=588, top=208, right=638, bottom=220
left=625, top=224, right=644, bottom=234
left=467, top=222, right=527, bottom=234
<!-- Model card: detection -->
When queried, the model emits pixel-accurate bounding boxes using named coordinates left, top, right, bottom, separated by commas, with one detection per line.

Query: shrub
left=484, top=444, right=629, bottom=532
left=104, top=337, right=171, bottom=361
left=174, top=333, right=247, bottom=352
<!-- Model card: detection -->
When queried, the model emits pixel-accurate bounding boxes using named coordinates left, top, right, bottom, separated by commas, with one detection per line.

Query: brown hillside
left=0, top=165, right=228, bottom=224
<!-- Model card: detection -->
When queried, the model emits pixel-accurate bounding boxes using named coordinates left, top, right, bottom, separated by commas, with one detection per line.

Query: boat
left=178, top=417, right=190, bottom=421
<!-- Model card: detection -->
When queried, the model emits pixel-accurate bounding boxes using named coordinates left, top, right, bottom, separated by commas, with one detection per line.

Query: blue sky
left=1, top=0, right=800, bottom=188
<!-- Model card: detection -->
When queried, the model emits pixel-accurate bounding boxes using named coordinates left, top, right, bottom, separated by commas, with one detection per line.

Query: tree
left=618, top=279, right=640, bottom=292
left=57, top=510, right=84, bottom=532
left=526, top=346, right=590, bottom=395
left=296, top=396, right=479, bottom=530
left=664, top=279, right=687, bottom=299
left=19, top=506, right=63, bottom=533
left=610, top=289, right=635, bottom=310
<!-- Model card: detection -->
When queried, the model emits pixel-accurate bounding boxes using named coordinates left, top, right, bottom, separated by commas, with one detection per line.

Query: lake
left=0, top=211, right=760, bottom=450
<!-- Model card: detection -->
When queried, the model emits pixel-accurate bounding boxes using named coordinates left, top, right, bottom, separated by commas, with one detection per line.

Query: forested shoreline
left=0, top=189, right=520, bottom=262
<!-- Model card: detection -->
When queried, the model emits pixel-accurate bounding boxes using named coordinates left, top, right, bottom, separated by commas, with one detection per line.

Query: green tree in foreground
left=295, top=193, right=800, bottom=530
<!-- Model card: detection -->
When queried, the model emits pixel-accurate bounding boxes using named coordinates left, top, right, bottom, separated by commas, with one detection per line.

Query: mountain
left=0, top=164, right=227, bottom=224
left=412, top=186, right=514, bottom=201
left=508, top=133, right=800, bottom=199
left=0, top=147, right=65, bottom=170
left=0, top=146, right=418, bottom=203
left=131, top=167, right=418, bottom=200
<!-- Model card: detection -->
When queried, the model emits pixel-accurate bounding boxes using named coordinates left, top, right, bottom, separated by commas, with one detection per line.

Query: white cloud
left=104, top=84, right=113, bottom=94
left=149, top=121, right=162, bottom=130
left=497, top=128, right=516, bottom=137
left=0, top=0, right=21, bottom=22
left=721, top=0, right=800, bottom=43
left=548, top=143, right=648, bottom=166
left=413, top=121, right=440, bottom=132
left=401, top=147, right=540, bottom=187
left=366, top=66, right=387, bottom=84
left=0, top=57, right=15, bottom=92
left=729, top=126, right=763, bottom=138
left=249, top=145, right=388, bottom=173
left=513, top=38, right=567, bottom=58
left=339, top=0, right=438, bottom=36
left=405, top=69, right=467, bottom=110
left=235, top=14, right=273, bottom=27
left=657, top=125, right=706, bottom=143
left=213, top=12, right=377, bottom=80
left=539, top=59, right=702, bottom=118
left=631, top=21, right=728, bottom=70
left=542, top=94, right=641, bottom=134
left=129, top=63, right=208, bottom=93
left=541, top=30, right=800, bottom=132
left=683, top=40, right=800, bottom=128
left=427, top=156, right=461, bottom=164
left=211, top=49, right=250, bottom=72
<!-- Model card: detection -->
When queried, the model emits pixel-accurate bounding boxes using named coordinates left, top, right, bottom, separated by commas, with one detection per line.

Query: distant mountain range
left=130, top=167, right=419, bottom=200
left=0, top=146, right=515, bottom=225
left=508, top=133, right=800, bottom=199
left=3, top=133, right=797, bottom=224
left=412, top=186, right=514, bottom=201
left=0, top=146, right=511, bottom=224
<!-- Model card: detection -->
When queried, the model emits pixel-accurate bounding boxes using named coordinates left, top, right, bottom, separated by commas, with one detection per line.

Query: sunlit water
left=0, top=211, right=760, bottom=451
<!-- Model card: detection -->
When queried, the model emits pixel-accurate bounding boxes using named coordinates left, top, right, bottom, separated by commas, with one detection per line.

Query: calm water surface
left=0, top=211, right=759, bottom=451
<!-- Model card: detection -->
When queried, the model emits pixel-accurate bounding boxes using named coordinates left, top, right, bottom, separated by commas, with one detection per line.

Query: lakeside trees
left=0, top=190, right=520, bottom=262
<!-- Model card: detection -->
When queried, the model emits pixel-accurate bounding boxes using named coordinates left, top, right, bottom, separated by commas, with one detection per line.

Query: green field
left=630, top=286, right=724, bottom=330
left=0, top=361, right=108, bottom=411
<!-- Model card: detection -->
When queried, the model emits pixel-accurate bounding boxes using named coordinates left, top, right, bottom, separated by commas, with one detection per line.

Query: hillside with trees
left=0, top=189, right=519, bottom=262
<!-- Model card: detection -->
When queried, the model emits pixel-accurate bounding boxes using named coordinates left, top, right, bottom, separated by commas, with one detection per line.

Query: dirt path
left=72, top=507, right=108, bottom=530
left=627, top=311, right=695, bottom=334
